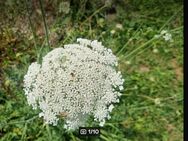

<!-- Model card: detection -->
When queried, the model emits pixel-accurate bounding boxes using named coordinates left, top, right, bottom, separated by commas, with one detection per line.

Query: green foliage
left=0, top=0, right=183, bottom=141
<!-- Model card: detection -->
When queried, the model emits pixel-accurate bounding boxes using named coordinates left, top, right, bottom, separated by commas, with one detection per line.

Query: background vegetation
left=0, top=0, right=183, bottom=140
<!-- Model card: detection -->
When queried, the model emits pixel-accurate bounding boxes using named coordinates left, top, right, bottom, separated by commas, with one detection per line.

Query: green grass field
left=0, top=0, right=183, bottom=141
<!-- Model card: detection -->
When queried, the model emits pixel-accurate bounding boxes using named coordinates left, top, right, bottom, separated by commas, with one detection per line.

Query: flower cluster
left=23, top=38, right=124, bottom=130
left=160, top=30, right=173, bottom=41
left=154, top=30, right=173, bottom=42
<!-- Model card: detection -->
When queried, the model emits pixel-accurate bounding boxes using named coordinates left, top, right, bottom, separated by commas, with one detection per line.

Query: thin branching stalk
left=80, top=4, right=107, bottom=27
left=38, top=0, right=50, bottom=48
left=8, top=115, right=38, bottom=125
left=46, top=124, right=52, bottom=141
left=119, top=7, right=182, bottom=61
left=21, top=122, right=28, bottom=141
left=117, top=24, right=143, bottom=56
left=159, top=7, right=183, bottom=32
left=70, top=132, right=76, bottom=141
left=170, top=26, right=183, bottom=32
left=123, top=26, right=182, bottom=60
left=25, top=0, right=39, bottom=62
left=100, top=135, right=109, bottom=141
left=123, top=37, right=157, bottom=59
left=127, top=45, right=152, bottom=61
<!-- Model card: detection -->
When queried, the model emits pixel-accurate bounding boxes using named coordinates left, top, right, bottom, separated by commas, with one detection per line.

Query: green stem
left=25, top=0, right=39, bottom=62
left=170, top=26, right=183, bottom=32
left=159, top=7, right=183, bottom=32
left=122, top=25, right=182, bottom=60
left=8, top=115, right=38, bottom=125
left=127, top=44, right=152, bottom=61
left=80, top=4, right=107, bottom=27
left=117, top=24, right=142, bottom=56
left=46, top=124, right=52, bottom=141
left=123, top=37, right=157, bottom=59
left=21, top=122, right=28, bottom=141
left=70, top=132, right=76, bottom=141
left=39, top=0, right=50, bottom=48
left=100, top=134, right=111, bottom=141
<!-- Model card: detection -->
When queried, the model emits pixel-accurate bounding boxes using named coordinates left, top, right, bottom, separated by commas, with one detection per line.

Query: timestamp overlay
left=79, top=127, right=100, bottom=136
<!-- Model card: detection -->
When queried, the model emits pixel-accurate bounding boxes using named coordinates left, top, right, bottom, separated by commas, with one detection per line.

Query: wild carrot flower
left=160, top=30, right=173, bottom=41
left=154, top=30, right=173, bottom=42
left=116, top=23, right=123, bottom=30
left=23, top=38, right=124, bottom=130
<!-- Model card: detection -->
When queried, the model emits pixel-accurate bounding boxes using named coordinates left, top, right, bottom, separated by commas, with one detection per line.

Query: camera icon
left=79, top=129, right=87, bottom=135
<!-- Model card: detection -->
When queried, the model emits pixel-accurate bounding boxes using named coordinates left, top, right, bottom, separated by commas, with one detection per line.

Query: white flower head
left=110, top=30, right=116, bottom=34
left=154, top=98, right=161, bottom=105
left=160, top=30, right=173, bottom=42
left=23, top=38, right=124, bottom=130
left=160, top=30, right=167, bottom=35
left=163, top=33, right=172, bottom=41
left=154, top=34, right=160, bottom=39
left=125, top=61, right=131, bottom=65
left=99, top=120, right=106, bottom=127
left=108, top=104, right=114, bottom=112
left=116, top=23, right=123, bottom=30
left=154, top=30, right=173, bottom=42
left=153, top=48, right=159, bottom=53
